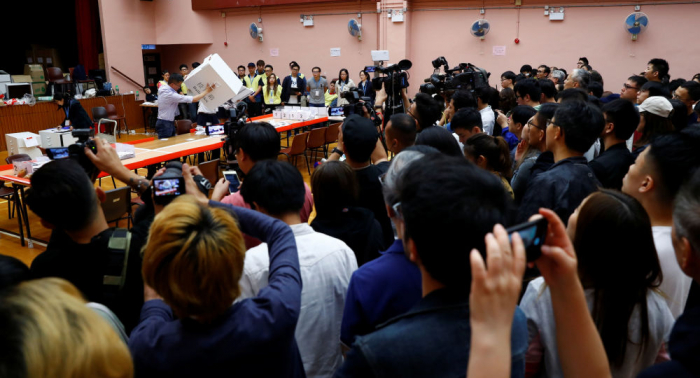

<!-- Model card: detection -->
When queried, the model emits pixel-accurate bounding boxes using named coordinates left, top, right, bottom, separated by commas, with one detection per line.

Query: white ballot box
left=39, top=129, right=79, bottom=148
left=6, top=132, right=42, bottom=159
left=185, top=53, right=243, bottom=110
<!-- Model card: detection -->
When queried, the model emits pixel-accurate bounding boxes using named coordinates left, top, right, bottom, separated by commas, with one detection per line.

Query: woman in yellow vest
left=263, top=73, right=283, bottom=111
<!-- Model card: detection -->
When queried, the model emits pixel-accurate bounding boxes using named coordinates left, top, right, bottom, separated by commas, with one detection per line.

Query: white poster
left=492, top=46, right=506, bottom=56
left=270, top=48, right=279, bottom=57
left=330, top=48, right=341, bottom=57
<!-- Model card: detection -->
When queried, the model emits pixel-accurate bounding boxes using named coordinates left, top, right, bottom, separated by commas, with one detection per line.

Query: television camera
left=420, top=56, right=489, bottom=96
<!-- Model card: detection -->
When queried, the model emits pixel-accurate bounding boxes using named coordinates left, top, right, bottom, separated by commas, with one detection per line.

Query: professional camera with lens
left=341, top=88, right=382, bottom=127
left=45, top=128, right=99, bottom=180
left=371, top=59, right=412, bottom=96
left=420, top=56, right=489, bottom=96
left=222, top=102, right=249, bottom=162
left=151, top=161, right=212, bottom=205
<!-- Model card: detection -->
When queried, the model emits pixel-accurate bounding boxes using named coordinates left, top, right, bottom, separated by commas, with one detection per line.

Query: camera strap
left=103, top=228, right=132, bottom=293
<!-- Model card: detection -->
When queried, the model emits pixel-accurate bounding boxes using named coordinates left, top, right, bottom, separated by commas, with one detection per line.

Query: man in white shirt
left=622, top=132, right=700, bottom=318
left=237, top=160, right=357, bottom=378
left=156, top=73, right=214, bottom=139
left=474, top=86, right=495, bottom=135
left=514, top=78, right=542, bottom=111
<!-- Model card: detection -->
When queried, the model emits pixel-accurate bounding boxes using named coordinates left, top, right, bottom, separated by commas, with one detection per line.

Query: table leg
left=17, top=186, right=33, bottom=249
left=12, top=185, right=25, bottom=247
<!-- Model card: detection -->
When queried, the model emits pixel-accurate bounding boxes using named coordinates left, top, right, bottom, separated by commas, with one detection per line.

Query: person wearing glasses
left=620, top=75, right=648, bottom=104
left=500, top=71, right=516, bottom=90
left=536, top=65, right=550, bottom=80
left=577, top=57, right=589, bottom=69
left=517, top=101, right=602, bottom=223
left=307, top=67, right=329, bottom=108
left=673, top=81, right=700, bottom=126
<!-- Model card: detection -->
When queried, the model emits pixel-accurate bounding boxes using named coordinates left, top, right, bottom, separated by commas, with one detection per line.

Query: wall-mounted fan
left=625, top=12, right=648, bottom=41
left=348, top=19, right=362, bottom=41
left=250, top=22, right=263, bottom=42
left=470, top=19, right=490, bottom=40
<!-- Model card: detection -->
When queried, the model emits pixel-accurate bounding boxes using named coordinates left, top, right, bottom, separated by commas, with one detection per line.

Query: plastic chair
left=92, top=107, right=117, bottom=135
left=69, top=67, right=97, bottom=95
left=324, top=122, right=341, bottom=158
left=47, top=67, right=71, bottom=95
left=106, top=104, right=128, bottom=136
left=100, top=186, right=132, bottom=228
left=280, top=132, right=310, bottom=175
left=306, top=127, right=327, bottom=164
left=198, top=160, right=220, bottom=190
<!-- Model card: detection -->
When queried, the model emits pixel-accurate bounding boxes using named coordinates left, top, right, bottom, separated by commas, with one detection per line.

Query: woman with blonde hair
left=128, top=185, right=304, bottom=377
left=0, top=277, right=133, bottom=378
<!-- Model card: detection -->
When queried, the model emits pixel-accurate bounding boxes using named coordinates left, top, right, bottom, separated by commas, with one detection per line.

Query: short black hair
left=557, top=88, right=589, bottom=103
left=192, top=62, right=201, bottom=68
left=312, top=66, right=321, bottom=73
left=511, top=105, right=537, bottom=127
left=289, top=61, right=298, bottom=67
left=520, top=65, right=533, bottom=74
left=342, top=116, right=378, bottom=163
left=291, top=64, right=300, bottom=70
left=590, top=70, right=603, bottom=85
left=514, top=79, right=541, bottom=103
left=648, top=58, right=670, bottom=81
left=602, top=99, right=640, bottom=141
left=640, top=81, right=671, bottom=98
left=669, top=79, right=686, bottom=94
left=235, top=122, right=280, bottom=162
left=647, top=131, right=700, bottom=203
left=265, top=64, right=273, bottom=71
left=240, top=160, right=305, bottom=216
left=414, top=93, right=441, bottom=129
left=670, top=99, right=689, bottom=131
left=237, top=65, right=246, bottom=71
left=25, top=159, right=98, bottom=231
left=398, top=154, right=512, bottom=289
left=539, top=79, right=557, bottom=99
left=538, top=65, right=551, bottom=75
left=628, top=75, right=648, bottom=88
left=451, top=108, right=483, bottom=132
left=388, top=113, right=417, bottom=146
left=162, top=69, right=169, bottom=75
left=579, top=57, right=589, bottom=65
left=553, top=101, right=606, bottom=153
left=179, top=64, right=188, bottom=70
left=415, top=126, right=463, bottom=157
left=474, top=86, right=491, bottom=105
left=514, top=73, right=526, bottom=84
left=674, top=169, right=700, bottom=253
left=589, top=82, right=604, bottom=98
left=256, top=59, right=265, bottom=66
left=0, top=255, right=30, bottom=291
left=681, top=81, right=700, bottom=102
left=168, top=73, right=184, bottom=84
left=583, top=65, right=593, bottom=72
left=501, top=71, right=516, bottom=81
left=451, top=90, right=476, bottom=111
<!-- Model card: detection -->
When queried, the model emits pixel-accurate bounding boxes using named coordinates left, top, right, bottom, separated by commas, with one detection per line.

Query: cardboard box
left=31, top=82, right=47, bottom=96
left=184, top=53, right=243, bottom=110
left=12, top=75, right=32, bottom=83
left=24, top=64, right=45, bottom=82
left=6, top=132, right=42, bottom=159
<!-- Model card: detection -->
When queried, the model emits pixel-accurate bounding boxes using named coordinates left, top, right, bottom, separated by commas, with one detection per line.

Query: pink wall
left=409, top=3, right=700, bottom=96
left=98, top=0, right=155, bottom=92
left=99, top=0, right=700, bottom=96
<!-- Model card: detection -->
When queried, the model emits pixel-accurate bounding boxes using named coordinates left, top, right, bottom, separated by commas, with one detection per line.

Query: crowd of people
left=3, top=55, right=700, bottom=378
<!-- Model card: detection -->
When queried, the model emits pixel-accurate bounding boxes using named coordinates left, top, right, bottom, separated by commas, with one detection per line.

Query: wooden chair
left=0, top=155, right=26, bottom=220
left=280, top=132, right=310, bottom=175
left=106, top=104, right=128, bottom=137
left=306, top=127, right=327, bottom=164
left=175, top=119, right=193, bottom=135
left=198, top=160, right=220, bottom=190
left=324, top=122, right=341, bottom=157
left=101, top=186, right=132, bottom=228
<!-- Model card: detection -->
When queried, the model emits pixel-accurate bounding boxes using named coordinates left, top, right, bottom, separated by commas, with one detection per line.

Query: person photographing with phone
left=156, top=73, right=216, bottom=139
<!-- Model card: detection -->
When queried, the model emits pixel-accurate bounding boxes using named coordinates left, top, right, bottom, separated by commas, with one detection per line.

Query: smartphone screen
left=330, top=107, right=344, bottom=116
left=506, top=218, right=548, bottom=261
left=223, top=171, right=240, bottom=193
left=153, top=178, right=184, bottom=197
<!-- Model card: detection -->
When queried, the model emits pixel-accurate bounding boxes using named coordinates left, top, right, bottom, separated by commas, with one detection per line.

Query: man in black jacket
left=588, top=99, right=639, bottom=190
left=281, top=63, right=306, bottom=106
left=518, top=101, right=604, bottom=224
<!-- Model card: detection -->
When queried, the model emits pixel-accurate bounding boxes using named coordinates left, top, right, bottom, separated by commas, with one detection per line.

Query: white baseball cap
left=638, top=96, right=673, bottom=118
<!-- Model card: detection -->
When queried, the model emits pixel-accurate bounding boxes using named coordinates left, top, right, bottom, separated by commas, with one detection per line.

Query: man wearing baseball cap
left=328, top=115, right=393, bottom=249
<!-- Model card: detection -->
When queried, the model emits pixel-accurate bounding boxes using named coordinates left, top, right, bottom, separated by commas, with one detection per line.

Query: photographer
left=374, top=68, right=411, bottom=127
left=26, top=137, right=156, bottom=333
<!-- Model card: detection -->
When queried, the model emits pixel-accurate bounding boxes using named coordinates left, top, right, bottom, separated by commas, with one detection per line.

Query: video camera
left=341, top=88, right=382, bottom=127
left=371, top=59, right=412, bottom=96
left=222, top=101, right=249, bottom=162
left=420, top=56, right=489, bottom=96
left=45, top=128, right=99, bottom=180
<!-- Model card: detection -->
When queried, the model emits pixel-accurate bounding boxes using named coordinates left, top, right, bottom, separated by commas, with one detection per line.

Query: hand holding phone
left=152, top=177, right=186, bottom=205
left=505, top=217, right=548, bottom=262
left=223, top=170, right=240, bottom=194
